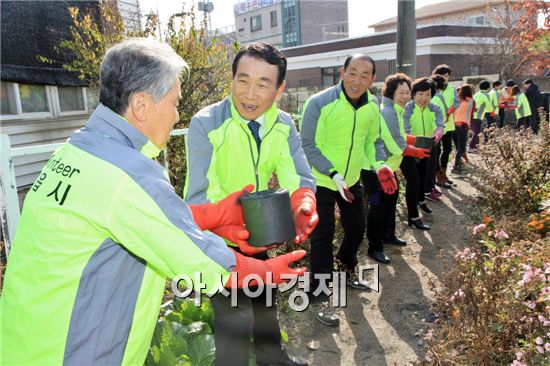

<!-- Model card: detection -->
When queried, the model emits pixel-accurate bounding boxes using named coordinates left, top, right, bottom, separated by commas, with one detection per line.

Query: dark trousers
left=309, top=183, right=365, bottom=302
left=517, top=116, right=530, bottom=130
left=211, top=251, right=287, bottom=366
left=469, top=118, right=482, bottom=149
left=426, top=143, right=439, bottom=192
left=530, top=113, right=540, bottom=133
left=361, top=170, right=399, bottom=252
left=454, top=124, right=468, bottom=169
left=486, top=114, right=496, bottom=128
left=440, top=131, right=454, bottom=169
left=498, top=109, right=506, bottom=128
left=400, top=156, right=428, bottom=219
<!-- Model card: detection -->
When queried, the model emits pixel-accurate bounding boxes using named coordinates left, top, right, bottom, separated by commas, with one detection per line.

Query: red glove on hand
left=447, top=106, right=456, bottom=116
left=189, top=184, right=270, bottom=256
left=406, top=135, right=416, bottom=145
left=403, top=145, right=431, bottom=158
left=433, top=127, right=444, bottom=144
left=376, top=166, right=398, bottom=195
left=290, top=188, right=319, bottom=244
left=225, top=250, right=307, bottom=288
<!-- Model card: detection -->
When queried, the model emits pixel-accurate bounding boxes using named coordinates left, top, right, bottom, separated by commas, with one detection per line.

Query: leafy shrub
left=424, top=117, right=550, bottom=365
left=424, top=220, right=549, bottom=365
left=146, top=298, right=216, bottom=366
left=475, top=120, right=550, bottom=217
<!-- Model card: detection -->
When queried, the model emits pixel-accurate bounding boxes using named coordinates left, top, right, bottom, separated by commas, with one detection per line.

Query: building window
left=0, top=81, right=87, bottom=120
left=299, top=79, right=309, bottom=87
left=467, top=15, right=485, bottom=26
left=388, top=59, right=397, bottom=75
left=250, top=15, right=262, bottom=32
left=322, top=67, right=341, bottom=87
left=469, top=65, right=480, bottom=76
left=58, top=86, right=85, bottom=113
left=270, top=10, right=277, bottom=27
left=1, top=81, right=18, bottom=115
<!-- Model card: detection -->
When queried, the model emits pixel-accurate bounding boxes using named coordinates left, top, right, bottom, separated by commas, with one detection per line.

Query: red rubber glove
left=189, top=184, right=270, bottom=255
left=290, top=188, right=319, bottom=244
left=433, top=127, right=444, bottom=144
left=225, top=250, right=307, bottom=288
left=447, top=106, right=456, bottom=116
left=406, top=134, right=416, bottom=145
left=402, top=145, right=431, bottom=158
left=376, top=166, right=398, bottom=195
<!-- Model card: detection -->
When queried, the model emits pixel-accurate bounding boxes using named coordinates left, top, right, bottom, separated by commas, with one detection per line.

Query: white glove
left=332, top=173, right=353, bottom=203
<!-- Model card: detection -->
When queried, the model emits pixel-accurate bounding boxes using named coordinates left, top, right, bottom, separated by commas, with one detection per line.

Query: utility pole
left=396, top=0, right=416, bottom=78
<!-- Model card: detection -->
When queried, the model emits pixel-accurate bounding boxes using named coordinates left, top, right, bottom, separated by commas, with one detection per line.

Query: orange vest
left=453, top=97, right=475, bottom=126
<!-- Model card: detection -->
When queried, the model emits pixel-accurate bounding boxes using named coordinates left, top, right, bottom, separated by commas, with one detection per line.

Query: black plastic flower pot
left=414, top=136, right=434, bottom=149
left=239, top=188, right=296, bottom=247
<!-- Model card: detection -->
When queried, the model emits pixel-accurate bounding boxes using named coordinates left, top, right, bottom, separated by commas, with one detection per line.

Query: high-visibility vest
left=453, top=97, right=475, bottom=126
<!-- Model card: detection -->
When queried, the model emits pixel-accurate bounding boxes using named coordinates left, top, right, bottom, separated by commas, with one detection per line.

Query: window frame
left=0, top=81, right=88, bottom=121
left=270, top=10, right=277, bottom=27
left=53, top=86, right=89, bottom=117
left=250, top=15, right=262, bottom=32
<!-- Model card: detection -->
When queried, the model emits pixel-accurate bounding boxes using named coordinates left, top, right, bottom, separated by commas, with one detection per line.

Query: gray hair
left=99, top=38, right=188, bottom=114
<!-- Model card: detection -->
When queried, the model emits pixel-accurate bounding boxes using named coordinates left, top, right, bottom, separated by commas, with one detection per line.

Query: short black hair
left=457, top=84, right=473, bottom=100
left=411, top=77, right=436, bottom=97
left=523, top=79, right=533, bottom=85
left=382, top=73, right=412, bottom=99
left=479, top=80, right=490, bottom=90
left=492, top=80, right=502, bottom=87
left=430, top=74, right=446, bottom=91
left=432, top=64, right=452, bottom=76
left=506, top=79, right=516, bottom=87
left=343, top=54, right=376, bottom=75
left=511, top=85, right=521, bottom=96
left=232, top=43, right=287, bottom=87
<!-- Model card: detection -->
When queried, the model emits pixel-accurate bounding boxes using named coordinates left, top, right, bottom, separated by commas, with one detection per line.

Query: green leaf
left=281, top=330, right=289, bottom=344
left=187, top=321, right=212, bottom=339
left=188, top=334, right=216, bottom=366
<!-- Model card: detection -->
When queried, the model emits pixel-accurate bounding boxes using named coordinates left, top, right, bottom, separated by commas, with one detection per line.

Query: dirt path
left=279, top=171, right=479, bottom=365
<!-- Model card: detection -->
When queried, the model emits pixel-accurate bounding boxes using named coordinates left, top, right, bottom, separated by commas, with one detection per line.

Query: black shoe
left=435, top=180, right=452, bottom=189
left=408, top=218, right=430, bottom=230
left=419, top=202, right=432, bottom=213
left=383, top=237, right=407, bottom=246
left=368, top=250, right=391, bottom=264
left=310, top=301, right=339, bottom=327
left=257, top=355, right=309, bottom=366
left=446, top=178, right=454, bottom=185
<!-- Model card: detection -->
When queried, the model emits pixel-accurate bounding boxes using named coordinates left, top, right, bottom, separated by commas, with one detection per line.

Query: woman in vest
left=511, top=85, right=532, bottom=130
left=363, top=73, right=431, bottom=260
left=452, top=84, right=475, bottom=175
left=402, top=78, right=445, bottom=230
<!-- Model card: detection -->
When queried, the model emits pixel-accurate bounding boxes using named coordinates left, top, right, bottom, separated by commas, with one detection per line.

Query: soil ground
left=279, top=166, right=480, bottom=366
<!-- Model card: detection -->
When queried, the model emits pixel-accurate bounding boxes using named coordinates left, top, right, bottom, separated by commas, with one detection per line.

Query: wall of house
left=374, top=3, right=519, bottom=32
left=2, top=114, right=90, bottom=188
left=235, top=2, right=283, bottom=47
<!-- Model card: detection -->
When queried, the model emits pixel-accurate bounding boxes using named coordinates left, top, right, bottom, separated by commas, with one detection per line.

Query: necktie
left=247, top=120, right=262, bottom=150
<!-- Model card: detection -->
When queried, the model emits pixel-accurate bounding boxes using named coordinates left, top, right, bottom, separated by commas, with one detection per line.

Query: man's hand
left=376, top=166, right=398, bottom=195
left=332, top=173, right=353, bottom=203
left=290, top=188, right=319, bottom=244
left=406, top=134, right=416, bottom=145
left=433, top=127, right=444, bottom=144
left=189, top=184, right=271, bottom=255
left=225, top=250, right=308, bottom=288
left=402, top=145, right=431, bottom=159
